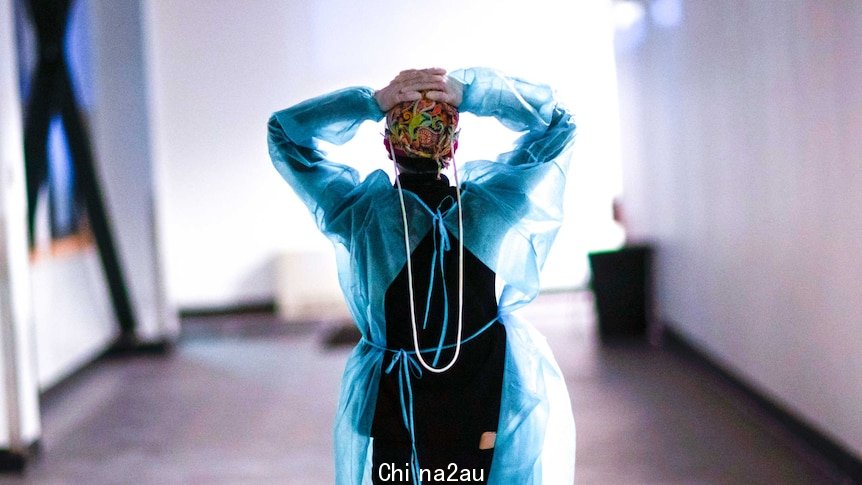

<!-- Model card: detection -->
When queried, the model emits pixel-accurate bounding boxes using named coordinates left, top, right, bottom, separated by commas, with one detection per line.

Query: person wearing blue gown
left=268, top=67, right=577, bottom=484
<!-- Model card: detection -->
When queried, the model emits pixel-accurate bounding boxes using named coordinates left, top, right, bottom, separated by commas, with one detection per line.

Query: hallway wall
left=141, top=0, right=624, bottom=309
left=616, top=1, right=862, bottom=457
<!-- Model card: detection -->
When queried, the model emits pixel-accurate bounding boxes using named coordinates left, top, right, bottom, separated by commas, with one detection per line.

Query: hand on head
left=423, top=75, right=462, bottom=107
left=375, top=68, right=462, bottom=112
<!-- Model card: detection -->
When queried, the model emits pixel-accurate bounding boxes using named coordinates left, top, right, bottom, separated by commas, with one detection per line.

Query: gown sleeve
left=452, top=66, right=576, bottom=182
left=267, top=86, right=385, bottom=242
left=449, top=68, right=577, bottom=311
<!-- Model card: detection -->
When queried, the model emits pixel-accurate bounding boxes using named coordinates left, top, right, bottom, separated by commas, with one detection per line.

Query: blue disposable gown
left=268, top=67, right=577, bottom=484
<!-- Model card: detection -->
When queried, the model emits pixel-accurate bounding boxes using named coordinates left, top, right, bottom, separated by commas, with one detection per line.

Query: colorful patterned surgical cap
left=385, top=97, right=459, bottom=162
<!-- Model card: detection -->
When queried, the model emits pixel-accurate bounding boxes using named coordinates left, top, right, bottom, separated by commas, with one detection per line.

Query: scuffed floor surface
left=0, top=292, right=846, bottom=484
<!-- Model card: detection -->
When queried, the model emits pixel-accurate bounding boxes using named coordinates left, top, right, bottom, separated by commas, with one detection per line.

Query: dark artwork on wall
left=14, top=0, right=137, bottom=338
left=14, top=0, right=88, bottom=252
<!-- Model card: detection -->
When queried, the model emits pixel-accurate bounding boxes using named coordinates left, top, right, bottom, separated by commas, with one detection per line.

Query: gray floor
left=0, top=292, right=848, bottom=484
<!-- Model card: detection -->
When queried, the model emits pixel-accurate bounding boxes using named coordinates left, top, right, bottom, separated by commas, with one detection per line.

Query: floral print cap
left=385, top=97, right=459, bottom=162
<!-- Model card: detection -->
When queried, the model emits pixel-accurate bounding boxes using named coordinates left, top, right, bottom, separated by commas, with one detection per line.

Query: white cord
left=390, top=143, right=464, bottom=374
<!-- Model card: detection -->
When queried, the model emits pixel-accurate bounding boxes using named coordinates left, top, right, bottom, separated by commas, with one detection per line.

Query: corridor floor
left=0, top=292, right=846, bottom=484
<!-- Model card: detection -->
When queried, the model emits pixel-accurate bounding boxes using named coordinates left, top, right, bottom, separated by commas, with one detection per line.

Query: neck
left=396, top=164, right=441, bottom=178
left=396, top=171, right=451, bottom=189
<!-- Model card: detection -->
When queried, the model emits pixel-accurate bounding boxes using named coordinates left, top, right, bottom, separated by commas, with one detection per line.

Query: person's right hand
left=424, top=75, right=463, bottom=108
left=374, top=68, right=448, bottom=112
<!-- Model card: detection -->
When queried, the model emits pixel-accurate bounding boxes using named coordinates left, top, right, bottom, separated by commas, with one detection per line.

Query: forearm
left=451, top=67, right=576, bottom=167
left=268, top=86, right=383, bottom=154
left=452, top=68, right=560, bottom=132
left=267, top=87, right=382, bottom=237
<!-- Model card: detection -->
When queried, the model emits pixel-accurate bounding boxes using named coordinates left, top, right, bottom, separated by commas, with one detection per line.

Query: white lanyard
left=389, top=144, right=464, bottom=374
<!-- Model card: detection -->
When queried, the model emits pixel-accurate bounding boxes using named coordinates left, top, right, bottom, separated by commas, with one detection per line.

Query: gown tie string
left=385, top=349, right=424, bottom=484
left=423, top=204, right=453, bottom=366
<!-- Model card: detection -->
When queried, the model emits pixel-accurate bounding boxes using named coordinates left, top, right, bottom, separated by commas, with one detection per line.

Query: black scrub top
left=371, top=172, right=507, bottom=450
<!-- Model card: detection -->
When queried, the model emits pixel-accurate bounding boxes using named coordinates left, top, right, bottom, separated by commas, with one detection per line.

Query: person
left=268, top=67, right=577, bottom=484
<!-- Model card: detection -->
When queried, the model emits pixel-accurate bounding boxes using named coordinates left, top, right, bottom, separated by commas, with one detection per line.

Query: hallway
left=0, top=293, right=845, bottom=484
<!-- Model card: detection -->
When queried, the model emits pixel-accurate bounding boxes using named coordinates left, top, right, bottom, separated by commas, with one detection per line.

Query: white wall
left=616, top=0, right=862, bottom=456
left=30, top=253, right=116, bottom=389
left=0, top=0, right=41, bottom=451
left=142, top=0, right=624, bottom=309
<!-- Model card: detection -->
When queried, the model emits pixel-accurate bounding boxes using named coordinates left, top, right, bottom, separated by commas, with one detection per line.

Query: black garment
left=372, top=438, right=494, bottom=484
left=370, top=173, right=506, bottom=481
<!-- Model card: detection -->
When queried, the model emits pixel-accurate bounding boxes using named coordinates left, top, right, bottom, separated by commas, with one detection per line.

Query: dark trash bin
left=588, top=244, right=653, bottom=340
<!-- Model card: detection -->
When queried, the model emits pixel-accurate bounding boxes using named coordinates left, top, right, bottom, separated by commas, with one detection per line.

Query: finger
left=424, top=91, right=459, bottom=105
left=395, top=71, right=446, bottom=85
left=394, top=91, right=423, bottom=104
left=393, top=76, right=443, bottom=89
left=398, top=80, right=448, bottom=93
left=395, top=70, right=423, bottom=82
left=423, top=90, right=451, bottom=103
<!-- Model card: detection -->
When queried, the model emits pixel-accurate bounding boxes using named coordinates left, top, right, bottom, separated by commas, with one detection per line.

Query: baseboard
left=662, top=326, right=862, bottom=482
left=0, top=441, right=40, bottom=473
left=100, top=335, right=174, bottom=358
left=179, top=299, right=276, bottom=318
